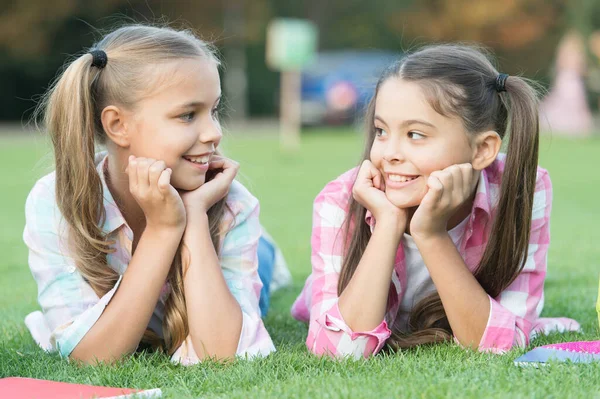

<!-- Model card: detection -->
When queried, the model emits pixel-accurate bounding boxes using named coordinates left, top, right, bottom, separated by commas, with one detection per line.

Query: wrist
left=145, top=215, right=186, bottom=233
left=373, top=211, right=406, bottom=238
left=143, top=223, right=185, bottom=242
left=412, top=230, right=450, bottom=245
left=182, top=213, right=210, bottom=243
left=184, top=203, right=210, bottom=221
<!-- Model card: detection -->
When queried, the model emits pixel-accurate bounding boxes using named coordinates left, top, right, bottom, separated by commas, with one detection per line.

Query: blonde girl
left=24, top=25, right=280, bottom=365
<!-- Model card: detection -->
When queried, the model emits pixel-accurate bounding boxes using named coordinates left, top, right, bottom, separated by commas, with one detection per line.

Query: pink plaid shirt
left=291, top=154, right=580, bottom=359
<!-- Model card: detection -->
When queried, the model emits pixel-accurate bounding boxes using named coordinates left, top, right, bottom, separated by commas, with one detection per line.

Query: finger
left=157, top=168, right=173, bottom=196
left=219, top=159, right=239, bottom=182
left=459, top=163, right=478, bottom=194
left=134, top=157, right=148, bottom=190
left=447, top=165, right=464, bottom=203
left=431, top=170, right=453, bottom=193
left=353, top=160, right=380, bottom=198
left=423, top=175, right=444, bottom=206
left=148, top=160, right=166, bottom=189
left=436, top=170, right=454, bottom=207
left=208, top=158, right=226, bottom=170
left=208, top=156, right=238, bottom=174
left=373, top=172, right=383, bottom=191
left=368, top=161, right=382, bottom=178
left=364, top=160, right=382, bottom=187
left=217, top=157, right=239, bottom=171
left=128, top=156, right=138, bottom=192
left=357, top=160, right=373, bottom=181
left=450, top=165, right=464, bottom=190
left=141, top=158, right=157, bottom=189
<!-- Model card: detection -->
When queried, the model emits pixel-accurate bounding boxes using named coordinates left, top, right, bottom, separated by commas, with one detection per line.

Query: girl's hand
left=180, top=156, right=239, bottom=216
left=410, top=163, right=479, bottom=240
left=126, top=156, right=186, bottom=230
left=352, top=160, right=406, bottom=225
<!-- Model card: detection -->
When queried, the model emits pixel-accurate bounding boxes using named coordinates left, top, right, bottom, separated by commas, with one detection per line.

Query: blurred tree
left=388, top=0, right=569, bottom=80
left=393, top=0, right=566, bottom=50
left=0, top=1, right=124, bottom=57
left=0, top=0, right=584, bottom=121
left=0, top=0, right=127, bottom=121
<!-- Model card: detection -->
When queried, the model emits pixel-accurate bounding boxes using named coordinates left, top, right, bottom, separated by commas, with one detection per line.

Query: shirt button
left=68, top=266, right=76, bottom=273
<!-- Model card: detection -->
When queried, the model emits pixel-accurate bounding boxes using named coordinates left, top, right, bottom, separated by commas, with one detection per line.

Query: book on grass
left=514, top=340, right=600, bottom=367
left=0, top=377, right=161, bottom=398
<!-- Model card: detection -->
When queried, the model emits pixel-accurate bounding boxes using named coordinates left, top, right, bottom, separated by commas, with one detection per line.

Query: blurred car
left=301, top=50, right=401, bottom=126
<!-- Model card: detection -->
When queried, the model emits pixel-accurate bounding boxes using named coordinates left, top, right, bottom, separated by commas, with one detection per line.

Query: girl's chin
left=385, top=194, right=422, bottom=209
left=171, top=177, right=205, bottom=192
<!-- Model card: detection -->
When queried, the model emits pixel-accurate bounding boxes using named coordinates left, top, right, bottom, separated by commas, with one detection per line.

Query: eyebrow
left=176, top=95, right=222, bottom=110
left=374, top=115, right=436, bottom=129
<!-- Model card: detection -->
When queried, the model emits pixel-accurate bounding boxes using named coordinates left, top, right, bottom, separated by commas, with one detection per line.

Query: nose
left=382, top=136, right=404, bottom=163
left=199, top=117, right=222, bottom=146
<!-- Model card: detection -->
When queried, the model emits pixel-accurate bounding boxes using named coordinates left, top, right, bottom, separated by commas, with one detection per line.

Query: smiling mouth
left=182, top=154, right=211, bottom=165
left=387, top=173, right=419, bottom=183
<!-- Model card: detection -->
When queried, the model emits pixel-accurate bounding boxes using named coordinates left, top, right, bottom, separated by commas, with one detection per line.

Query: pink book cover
left=0, top=377, right=161, bottom=399
left=514, top=340, right=600, bottom=366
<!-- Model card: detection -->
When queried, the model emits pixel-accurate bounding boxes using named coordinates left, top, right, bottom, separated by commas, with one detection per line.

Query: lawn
left=0, top=129, right=599, bottom=398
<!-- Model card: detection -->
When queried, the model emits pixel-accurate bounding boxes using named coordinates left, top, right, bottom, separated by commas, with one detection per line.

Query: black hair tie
left=90, top=49, right=108, bottom=69
left=495, top=73, right=509, bottom=92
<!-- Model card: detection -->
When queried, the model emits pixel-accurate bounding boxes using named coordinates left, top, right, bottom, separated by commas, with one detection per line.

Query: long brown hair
left=338, top=44, right=540, bottom=349
left=34, top=24, right=229, bottom=354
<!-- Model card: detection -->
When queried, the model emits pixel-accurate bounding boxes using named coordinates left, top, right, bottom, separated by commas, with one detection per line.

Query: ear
left=471, top=131, right=501, bottom=171
left=100, top=105, right=131, bottom=149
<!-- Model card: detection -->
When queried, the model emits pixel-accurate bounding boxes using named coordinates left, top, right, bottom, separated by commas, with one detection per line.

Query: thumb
left=157, top=168, right=178, bottom=198
left=372, top=172, right=383, bottom=191
left=421, top=175, right=444, bottom=208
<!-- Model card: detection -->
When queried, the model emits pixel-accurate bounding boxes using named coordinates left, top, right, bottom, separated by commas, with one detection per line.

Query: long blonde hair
left=34, top=24, right=228, bottom=354
left=339, top=44, right=540, bottom=349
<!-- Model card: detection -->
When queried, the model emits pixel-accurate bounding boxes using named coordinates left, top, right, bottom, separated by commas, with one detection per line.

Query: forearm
left=338, top=219, right=403, bottom=332
left=71, top=225, right=184, bottom=364
left=182, top=214, right=243, bottom=360
left=415, top=233, right=490, bottom=349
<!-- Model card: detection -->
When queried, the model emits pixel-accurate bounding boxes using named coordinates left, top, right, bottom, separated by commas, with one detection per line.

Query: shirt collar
left=471, top=167, right=493, bottom=217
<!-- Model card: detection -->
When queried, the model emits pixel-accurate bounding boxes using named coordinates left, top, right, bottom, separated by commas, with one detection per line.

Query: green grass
left=1, top=129, right=599, bottom=398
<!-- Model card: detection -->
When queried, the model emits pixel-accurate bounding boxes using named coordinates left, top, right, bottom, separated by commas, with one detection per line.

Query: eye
left=408, top=131, right=425, bottom=140
left=211, top=106, right=219, bottom=120
left=179, top=111, right=196, bottom=122
left=375, top=127, right=387, bottom=137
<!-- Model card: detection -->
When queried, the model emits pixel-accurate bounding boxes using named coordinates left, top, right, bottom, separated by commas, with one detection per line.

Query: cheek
left=128, top=121, right=158, bottom=154
left=418, top=140, right=473, bottom=171
left=129, top=127, right=189, bottom=165
left=411, top=149, right=460, bottom=177
left=369, top=142, right=384, bottom=166
left=159, top=124, right=196, bottom=154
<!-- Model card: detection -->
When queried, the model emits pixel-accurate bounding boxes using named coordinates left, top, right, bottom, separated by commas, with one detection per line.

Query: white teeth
left=185, top=155, right=210, bottom=164
left=388, top=174, right=417, bottom=183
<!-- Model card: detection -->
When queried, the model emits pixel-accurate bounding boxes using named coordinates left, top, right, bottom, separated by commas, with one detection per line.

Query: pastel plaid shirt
left=23, top=154, right=275, bottom=365
left=291, top=154, right=580, bottom=359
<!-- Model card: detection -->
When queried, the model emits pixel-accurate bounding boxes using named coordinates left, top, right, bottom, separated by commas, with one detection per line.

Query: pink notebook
left=514, top=340, right=600, bottom=366
left=0, top=377, right=161, bottom=398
